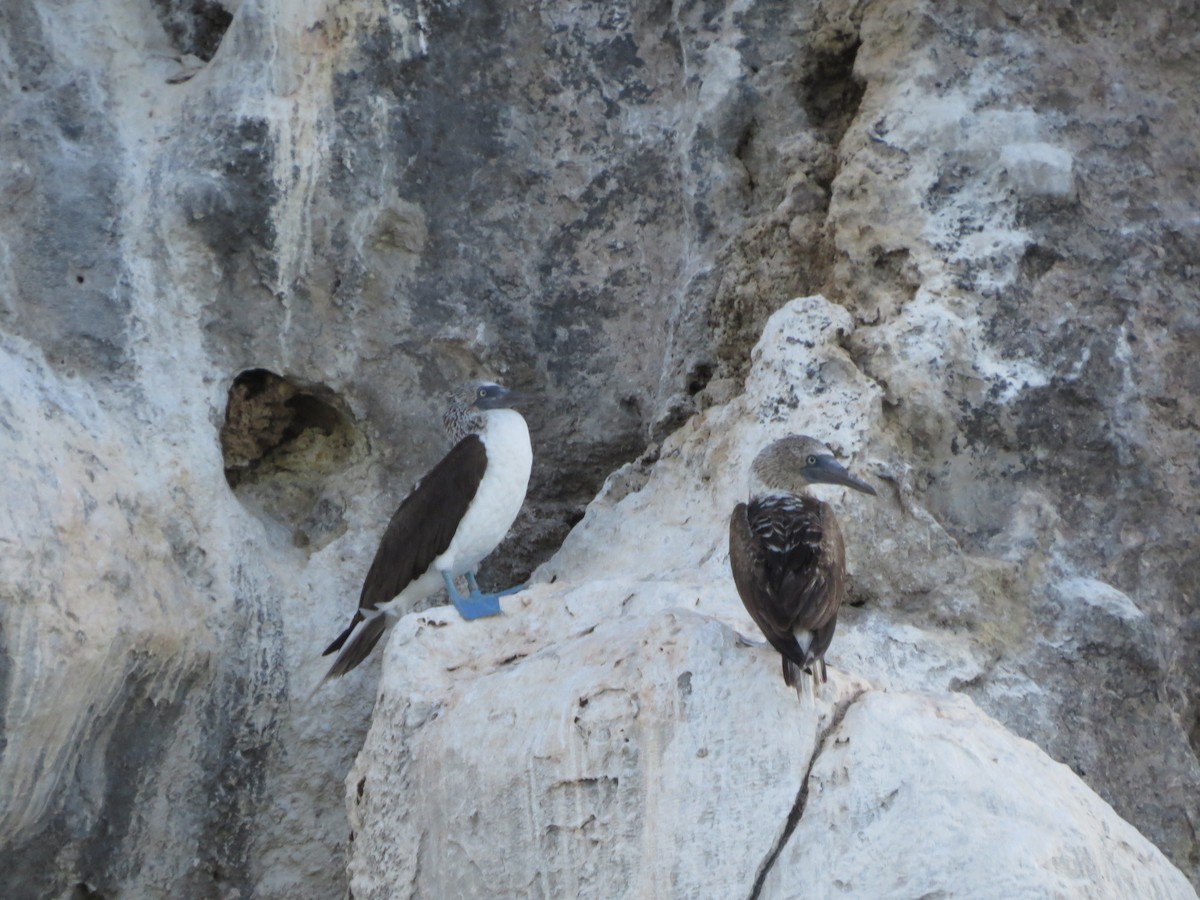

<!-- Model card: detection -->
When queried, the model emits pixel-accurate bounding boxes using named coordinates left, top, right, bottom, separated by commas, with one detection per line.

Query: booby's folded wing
left=322, top=435, right=488, bottom=657
left=748, top=495, right=837, bottom=633
left=730, top=502, right=807, bottom=664
left=730, top=496, right=845, bottom=670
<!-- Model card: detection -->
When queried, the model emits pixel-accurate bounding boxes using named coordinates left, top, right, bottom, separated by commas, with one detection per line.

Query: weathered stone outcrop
left=1, top=0, right=1197, bottom=896
left=349, top=298, right=1196, bottom=898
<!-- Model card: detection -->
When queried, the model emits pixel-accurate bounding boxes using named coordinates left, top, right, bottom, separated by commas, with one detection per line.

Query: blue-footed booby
left=729, top=435, right=875, bottom=689
left=320, top=381, right=532, bottom=680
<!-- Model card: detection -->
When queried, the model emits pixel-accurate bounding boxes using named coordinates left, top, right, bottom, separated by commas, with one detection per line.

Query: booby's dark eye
left=806, top=455, right=817, bottom=465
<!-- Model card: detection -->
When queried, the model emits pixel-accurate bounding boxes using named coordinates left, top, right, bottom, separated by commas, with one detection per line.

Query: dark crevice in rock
left=799, top=37, right=865, bottom=142
left=686, top=361, right=714, bottom=396
left=950, top=667, right=993, bottom=695
left=1189, top=704, right=1200, bottom=763
left=734, top=119, right=759, bottom=196
left=1017, top=242, right=1063, bottom=283
left=872, top=246, right=921, bottom=298
left=150, top=0, right=234, bottom=62
left=704, top=18, right=866, bottom=389
left=220, top=369, right=364, bottom=551
left=747, top=689, right=864, bottom=899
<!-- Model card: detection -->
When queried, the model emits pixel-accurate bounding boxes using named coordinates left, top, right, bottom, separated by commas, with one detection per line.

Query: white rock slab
left=349, top=585, right=1197, bottom=900
left=347, top=584, right=864, bottom=900
left=1000, top=141, right=1076, bottom=199
left=761, top=690, right=1196, bottom=900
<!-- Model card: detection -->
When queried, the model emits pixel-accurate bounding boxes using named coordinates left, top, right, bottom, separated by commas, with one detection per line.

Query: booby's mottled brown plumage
left=729, top=435, right=875, bottom=689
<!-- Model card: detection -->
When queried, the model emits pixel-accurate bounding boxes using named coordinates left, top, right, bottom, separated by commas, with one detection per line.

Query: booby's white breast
left=435, top=408, right=532, bottom=574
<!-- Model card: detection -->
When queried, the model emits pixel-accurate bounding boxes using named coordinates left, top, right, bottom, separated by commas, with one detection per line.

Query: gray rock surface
left=350, top=297, right=1196, bottom=899
left=1, top=0, right=1197, bottom=896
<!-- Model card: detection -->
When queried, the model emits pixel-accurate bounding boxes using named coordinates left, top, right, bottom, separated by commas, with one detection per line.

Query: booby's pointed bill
left=803, top=456, right=876, bottom=495
left=473, top=383, right=531, bottom=409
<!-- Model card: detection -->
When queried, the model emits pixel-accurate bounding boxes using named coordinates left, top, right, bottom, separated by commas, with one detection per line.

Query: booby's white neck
left=480, top=408, right=530, bottom=447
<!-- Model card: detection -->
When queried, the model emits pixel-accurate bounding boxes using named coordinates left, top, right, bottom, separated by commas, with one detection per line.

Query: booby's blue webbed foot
left=444, top=571, right=503, bottom=620
left=465, top=573, right=527, bottom=600
left=467, top=572, right=527, bottom=599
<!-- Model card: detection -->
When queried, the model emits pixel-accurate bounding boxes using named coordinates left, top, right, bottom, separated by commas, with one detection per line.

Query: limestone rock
left=348, top=590, right=1194, bottom=900
left=1000, top=142, right=1076, bottom=199
left=348, top=297, right=1196, bottom=897
left=763, top=690, right=1196, bottom=900
left=348, top=594, right=837, bottom=900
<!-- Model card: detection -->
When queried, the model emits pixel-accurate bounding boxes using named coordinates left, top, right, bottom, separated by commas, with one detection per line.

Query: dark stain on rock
left=676, top=671, right=693, bottom=697
left=75, top=666, right=205, bottom=892
left=0, top=662, right=206, bottom=898
left=181, top=117, right=278, bottom=286
left=150, top=0, right=234, bottom=62
left=0, top=11, right=130, bottom=377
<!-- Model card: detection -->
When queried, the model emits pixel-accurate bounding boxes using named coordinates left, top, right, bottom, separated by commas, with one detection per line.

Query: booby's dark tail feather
left=322, top=615, right=387, bottom=680
left=322, top=611, right=362, bottom=657
left=782, top=657, right=802, bottom=688
left=781, top=654, right=827, bottom=690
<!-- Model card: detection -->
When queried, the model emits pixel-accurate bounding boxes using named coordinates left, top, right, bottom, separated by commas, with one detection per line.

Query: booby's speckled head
left=443, top=380, right=526, bottom=442
left=750, top=434, right=876, bottom=497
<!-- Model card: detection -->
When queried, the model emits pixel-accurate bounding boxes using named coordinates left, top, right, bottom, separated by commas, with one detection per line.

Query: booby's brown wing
left=729, top=503, right=782, bottom=647
left=770, top=497, right=844, bottom=635
left=322, top=435, right=488, bottom=657
left=729, top=495, right=845, bottom=672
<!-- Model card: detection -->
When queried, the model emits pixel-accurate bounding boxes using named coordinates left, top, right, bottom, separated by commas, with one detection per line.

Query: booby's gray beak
left=475, top=384, right=532, bottom=410
left=806, top=456, right=877, bottom=495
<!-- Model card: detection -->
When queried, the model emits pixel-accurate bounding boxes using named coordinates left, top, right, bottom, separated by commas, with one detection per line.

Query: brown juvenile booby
left=729, top=435, right=875, bottom=689
left=319, top=380, right=532, bottom=681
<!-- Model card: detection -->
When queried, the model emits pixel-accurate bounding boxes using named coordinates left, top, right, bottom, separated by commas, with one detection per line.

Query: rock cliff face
left=347, top=300, right=1196, bottom=898
left=0, top=0, right=1197, bottom=898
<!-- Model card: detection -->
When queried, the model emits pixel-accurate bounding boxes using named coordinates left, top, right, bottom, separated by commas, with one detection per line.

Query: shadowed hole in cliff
left=150, top=0, right=234, bottom=62
left=686, top=361, right=714, bottom=397
left=70, top=883, right=105, bottom=900
left=735, top=120, right=759, bottom=196
left=848, top=245, right=923, bottom=323
left=798, top=36, right=864, bottom=142
left=220, top=369, right=366, bottom=551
